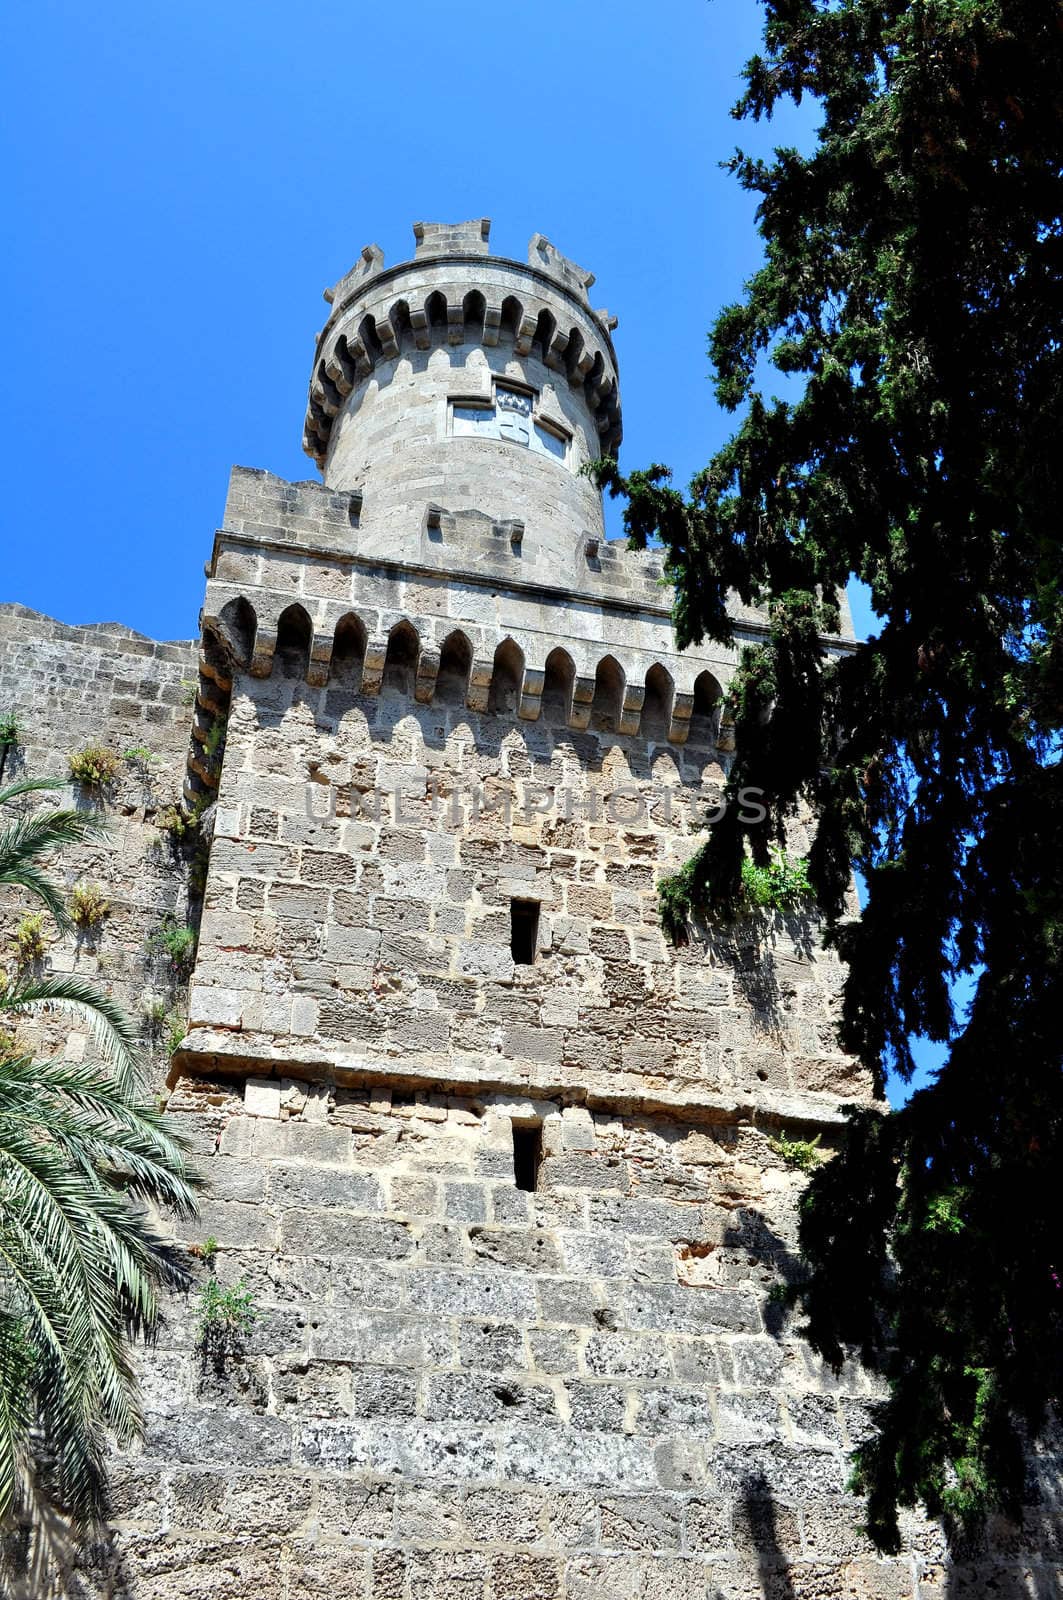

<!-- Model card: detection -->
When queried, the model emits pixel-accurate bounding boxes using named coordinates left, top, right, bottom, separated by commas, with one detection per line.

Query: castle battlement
left=0, top=225, right=978, bottom=1600
left=302, top=221, right=623, bottom=582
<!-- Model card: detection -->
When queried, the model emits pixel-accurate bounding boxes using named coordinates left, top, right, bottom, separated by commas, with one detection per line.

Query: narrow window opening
left=512, top=1124, right=543, bottom=1193
left=510, top=899, right=540, bottom=965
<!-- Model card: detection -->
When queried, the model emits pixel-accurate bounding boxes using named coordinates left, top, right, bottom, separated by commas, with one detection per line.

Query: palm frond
left=0, top=777, right=70, bottom=809
left=0, top=1044, right=196, bottom=1532
left=0, top=777, right=110, bottom=934
left=0, top=775, right=196, bottom=1541
left=0, top=1313, right=36, bottom=1524
left=0, top=975, right=143, bottom=1093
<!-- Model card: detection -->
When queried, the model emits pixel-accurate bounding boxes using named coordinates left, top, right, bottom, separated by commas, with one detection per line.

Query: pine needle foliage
left=596, top=0, right=1063, bottom=1548
left=0, top=777, right=197, bottom=1533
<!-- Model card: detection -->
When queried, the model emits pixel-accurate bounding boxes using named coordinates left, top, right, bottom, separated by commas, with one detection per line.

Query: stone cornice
left=169, top=1030, right=868, bottom=1136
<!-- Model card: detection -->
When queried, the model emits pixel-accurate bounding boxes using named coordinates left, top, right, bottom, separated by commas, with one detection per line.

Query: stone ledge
left=169, top=1030, right=867, bottom=1133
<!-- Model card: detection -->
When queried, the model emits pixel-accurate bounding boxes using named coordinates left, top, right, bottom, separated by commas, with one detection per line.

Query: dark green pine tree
left=597, top=0, right=1063, bottom=1550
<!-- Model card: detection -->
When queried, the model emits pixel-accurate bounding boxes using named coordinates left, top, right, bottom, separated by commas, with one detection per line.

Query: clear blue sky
left=1, top=0, right=825, bottom=637
left=3, top=0, right=937, bottom=1103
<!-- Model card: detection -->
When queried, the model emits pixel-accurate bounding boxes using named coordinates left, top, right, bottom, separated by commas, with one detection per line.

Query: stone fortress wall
left=0, top=605, right=198, bottom=1077
left=0, top=223, right=1057, bottom=1598
left=186, top=463, right=866, bottom=1117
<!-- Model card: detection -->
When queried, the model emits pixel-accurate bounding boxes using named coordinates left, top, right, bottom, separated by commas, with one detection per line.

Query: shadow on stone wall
left=741, top=1471, right=797, bottom=1598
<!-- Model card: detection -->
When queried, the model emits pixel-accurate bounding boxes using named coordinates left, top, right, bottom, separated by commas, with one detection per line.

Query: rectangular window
left=512, top=1123, right=543, bottom=1192
left=510, top=899, right=540, bottom=965
left=533, top=421, right=568, bottom=460
left=452, top=402, right=494, bottom=437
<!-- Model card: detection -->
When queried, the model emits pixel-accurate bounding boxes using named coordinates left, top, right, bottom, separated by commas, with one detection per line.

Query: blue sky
left=1, top=0, right=825, bottom=636
left=2, top=0, right=936, bottom=1102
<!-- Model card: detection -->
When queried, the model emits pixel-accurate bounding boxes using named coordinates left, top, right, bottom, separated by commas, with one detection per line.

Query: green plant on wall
left=123, top=746, right=156, bottom=770
left=142, top=997, right=168, bottom=1035
left=769, top=1131, right=823, bottom=1172
left=165, top=1010, right=186, bottom=1057
left=68, top=744, right=120, bottom=790
left=203, top=718, right=226, bottom=767
left=196, top=1277, right=256, bottom=1363
left=9, top=913, right=46, bottom=970
left=140, top=998, right=185, bottom=1056
left=659, top=848, right=813, bottom=941
left=0, top=713, right=19, bottom=786
left=147, top=917, right=197, bottom=981
left=70, top=881, right=110, bottom=930
left=739, top=852, right=813, bottom=911
left=156, top=803, right=196, bottom=845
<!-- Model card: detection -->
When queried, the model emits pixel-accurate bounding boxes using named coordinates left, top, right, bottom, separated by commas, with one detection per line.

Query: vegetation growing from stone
left=140, top=997, right=185, bottom=1056
left=0, top=713, right=17, bottom=751
left=69, top=880, right=110, bottom=929
left=202, top=717, right=226, bottom=767
left=739, top=852, right=812, bottom=912
left=595, top=0, right=1063, bottom=1548
left=660, top=848, right=811, bottom=938
left=8, top=912, right=46, bottom=969
left=68, top=743, right=120, bottom=790
left=769, top=1131, right=823, bottom=1173
left=0, top=776, right=196, bottom=1531
left=156, top=801, right=197, bottom=843
left=148, top=917, right=197, bottom=981
left=196, top=1276, right=256, bottom=1360
left=165, top=1009, right=187, bottom=1057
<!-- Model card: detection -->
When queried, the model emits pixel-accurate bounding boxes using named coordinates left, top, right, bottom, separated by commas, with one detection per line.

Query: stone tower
left=8, top=219, right=971, bottom=1595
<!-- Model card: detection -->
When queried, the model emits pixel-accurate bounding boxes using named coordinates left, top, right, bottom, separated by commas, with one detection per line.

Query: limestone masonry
left=1, top=221, right=1057, bottom=1597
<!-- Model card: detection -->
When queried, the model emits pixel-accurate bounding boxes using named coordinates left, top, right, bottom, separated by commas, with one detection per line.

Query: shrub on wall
left=70, top=881, right=111, bottom=929
left=68, top=744, right=120, bottom=790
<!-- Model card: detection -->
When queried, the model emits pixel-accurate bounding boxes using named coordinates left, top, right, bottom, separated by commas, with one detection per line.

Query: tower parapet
left=0, top=219, right=984, bottom=1600
left=304, top=220, right=622, bottom=583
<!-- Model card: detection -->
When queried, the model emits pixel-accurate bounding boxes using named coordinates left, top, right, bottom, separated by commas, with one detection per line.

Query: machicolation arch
left=201, top=593, right=724, bottom=749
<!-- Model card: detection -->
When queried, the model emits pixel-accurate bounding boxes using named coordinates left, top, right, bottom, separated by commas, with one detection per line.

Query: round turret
left=303, top=220, right=621, bottom=573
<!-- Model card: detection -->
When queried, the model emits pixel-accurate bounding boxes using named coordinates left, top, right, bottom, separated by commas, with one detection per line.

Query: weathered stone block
left=566, top=1382, right=626, bottom=1432
left=470, top=1226, right=561, bottom=1272
left=310, top=1309, right=452, bottom=1367
left=584, top=1334, right=673, bottom=1382
left=407, top=1268, right=538, bottom=1320
left=623, top=1282, right=760, bottom=1337
left=280, top=1211, right=413, bottom=1258
left=143, top=1408, right=292, bottom=1468
left=244, top=1078, right=281, bottom=1118
left=458, top=1320, right=528, bottom=1373
left=268, top=1165, right=384, bottom=1212
left=598, top=1495, right=683, bottom=1553
left=425, top=1374, right=558, bottom=1426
